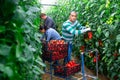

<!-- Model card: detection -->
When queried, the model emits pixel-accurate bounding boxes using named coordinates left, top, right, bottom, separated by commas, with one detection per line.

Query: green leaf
left=116, top=34, right=120, bottom=42
left=33, top=69, right=40, bottom=75
left=18, top=57, right=27, bottom=62
left=23, top=45, right=34, bottom=61
left=100, top=10, right=105, bottom=18
left=0, top=45, right=11, bottom=56
left=33, top=65, right=44, bottom=74
left=0, top=63, right=5, bottom=72
left=95, top=41, right=99, bottom=47
left=0, top=25, right=5, bottom=33
left=102, top=56, right=106, bottom=61
left=13, top=6, right=25, bottom=26
left=107, top=59, right=112, bottom=66
left=111, top=72, right=116, bottom=79
left=109, top=66, right=114, bottom=71
left=98, top=4, right=105, bottom=12
left=27, top=6, right=40, bottom=13
left=118, top=56, right=120, bottom=60
left=106, top=53, right=111, bottom=57
left=0, top=64, right=13, bottom=77
left=1, top=0, right=17, bottom=17
left=35, top=60, right=46, bottom=67
left=105, top=42, right=109, bottom=47
left=16, top=45, right=22, bottom=58
left=28, top=45, right=36, bottom=52
left=105, top=31, right=109, bottom=37
left=103, top=48, right=106, bottom=53
left=118, top=48, right=120, bottom=53
left=4, top=66, right=13, bottom=77
left=34, top=33, right=41, bottom=43
left=111, top=12, right=117, bottom=17
left=97, top=27, right=101, bottom=35
left=14, top=25, right=24, bottom=45
left=27, top=19, right=35, bottom=28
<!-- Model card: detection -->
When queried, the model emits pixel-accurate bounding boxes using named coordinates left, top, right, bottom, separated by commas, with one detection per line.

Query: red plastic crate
left=42, top=40, right=68, bottom=62
left=54, top=64, right=81, bottom=77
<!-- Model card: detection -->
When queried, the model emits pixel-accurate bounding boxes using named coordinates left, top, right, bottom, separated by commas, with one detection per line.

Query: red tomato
left=89, top=52, right=94, bottom=57
left=114, top=53, right=118, bottom=57
left=93, top=57, right=96, bottom=63
left=87, top=31, right=93, bottom=39
left=71, top=60, right=76, bottom=65
left=80, top=46, right=85, bottom=52
left=68, top=60, right=76, bottom=67
left=67, top=64, right=71, bottom=67
left=69, top=62, right=73, bottom=67
left=114, top=75, right=118, bottom=80
left=98, top=40, right=103, bottom=46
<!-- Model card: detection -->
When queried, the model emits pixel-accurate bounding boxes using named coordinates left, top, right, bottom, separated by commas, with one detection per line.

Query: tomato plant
left=0, top=0, right=45, bottom=80
left=46, top=0, right=120, bottom=79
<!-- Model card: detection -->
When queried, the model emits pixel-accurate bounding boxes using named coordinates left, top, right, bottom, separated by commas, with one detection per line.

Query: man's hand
left=81, top=27, right=91, bottom=33
left=86, top=27, right=91, bottom=31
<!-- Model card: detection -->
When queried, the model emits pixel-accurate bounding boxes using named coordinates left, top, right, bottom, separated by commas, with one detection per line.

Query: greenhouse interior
left=0, top=0, right=120, bottom=80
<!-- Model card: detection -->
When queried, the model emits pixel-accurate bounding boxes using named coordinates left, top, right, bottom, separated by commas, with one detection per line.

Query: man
left=39, top=25, right=61, bottom=42
left=40, top=25, right=61, bottom=65
left=62, top=11, right=91, bottom=63
left=40, top=13, right=56, bottom=29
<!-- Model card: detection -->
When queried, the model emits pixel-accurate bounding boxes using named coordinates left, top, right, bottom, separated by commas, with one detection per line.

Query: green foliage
left=46, top=0, right=120, bottom=79
left=0, top=0, right=44, bottom=80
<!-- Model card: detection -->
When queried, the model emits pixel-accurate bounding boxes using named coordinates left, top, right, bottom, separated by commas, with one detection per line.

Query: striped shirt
left=62, top=20, right=86, bottom=43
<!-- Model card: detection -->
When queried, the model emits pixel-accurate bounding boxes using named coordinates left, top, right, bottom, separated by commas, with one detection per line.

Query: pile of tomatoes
left=42, top=40, right=68, bottom=61
left=65, top=60, right=79, bottom=68
left=48, top=40, right=67, bottom=51
left=54, top=60, right=80, bottom=77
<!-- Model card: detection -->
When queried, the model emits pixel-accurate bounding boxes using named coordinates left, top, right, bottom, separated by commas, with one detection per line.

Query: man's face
left=41, top=16, right=45, bottom=20
left=40, top=29, right=45, bottom=33
left=69, top=12, right=77, bottom=22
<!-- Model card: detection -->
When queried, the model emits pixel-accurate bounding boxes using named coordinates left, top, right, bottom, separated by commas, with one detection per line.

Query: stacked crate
left=42, top=40, right=81, bottom=79
left=54, top=60, right=81, bottom=78
left=42, top=40, right=68, bottom=62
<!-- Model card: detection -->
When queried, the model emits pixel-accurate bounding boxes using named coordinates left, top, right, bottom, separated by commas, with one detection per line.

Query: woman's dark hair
left=39, top=25, right=44, bottom=30
left=44, top=25, right=49, bottom=30
left=39, top=25, right=49, bottom=31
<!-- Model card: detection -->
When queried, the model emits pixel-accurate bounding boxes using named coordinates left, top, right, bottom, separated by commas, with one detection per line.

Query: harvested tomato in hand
left=87, top=31, right=93, bottom=39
